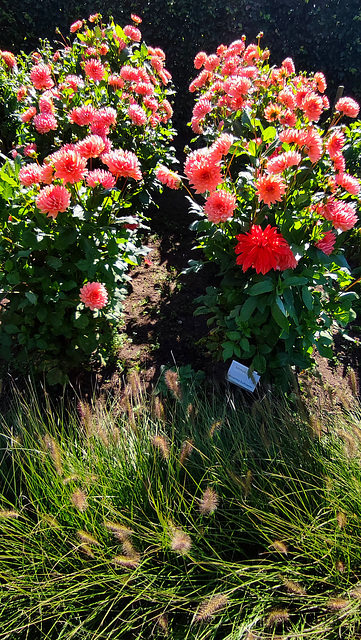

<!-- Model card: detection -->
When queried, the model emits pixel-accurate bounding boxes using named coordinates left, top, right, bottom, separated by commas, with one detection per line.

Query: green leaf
left=282, top=276, right=308, bottom=287
left=249, top=280, right=274, bottom=296
left=271, top=303, right=289, bottom=332
left=222, top=341, right=235, bottom=360
left=316, top=341, right=333, bottom=359
left=262, top=126, right=276, bottom=142
left=3, top=323, right=19, bottom=334
left=302, top=286, right=313, bottom=310
left=252, top=354, right=266, bottom=374
left=25, top=292, right=37, bottom=305
left=239, top=296, right=257, bottom=321
left=47, top=256, right=62, bottom=269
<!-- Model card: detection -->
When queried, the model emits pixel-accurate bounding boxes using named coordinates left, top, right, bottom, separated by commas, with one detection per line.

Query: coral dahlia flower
left=70, top=20, right=83, bottom=33
left=184, top=148, right=222, bottom=194
left=1, top=51, right=16, bottom=68
left=128, top=104, right=147, bottom=126
left=70, top=105, right=96, bottom=126
left=335, top=172, right=360, bottom=195
left=204, top=189, right=237, bottom=223
left=33, top=113, right=58, bottom=134
left=315, top=230, right=336, bottom=255
left=320, top=199, right=357, bottom=231
left=210, top=133, right=234, bottom=160
left=303, top=129, right=323, bottom=163
left=84, top=59, right=105, bottom=82
left=30, top=64, right=54, bottom=90
left=255, top=174, right=286, bottom=206
left=266, top=151, right=301, bottom=174
left=235, top=225, right=291, bottom=274
left=21, top=106, right=37, bottom=123
left=79, top=282, right=108, bottom=310
left=86, top=169, right=116, bottom=189
left=52, top=149, right=87, bottom=184
left=19, top=164, right=43, bottom=186
left=123, top=25, right=141, bottom=42
left=102, top=149, right=142, bottom=181
left=76, top=135, right=105, bottom=159
left=194, top=51, right=207, bottom=69
left=155, top=165, right=181, bottom=189
left=302, top=92, right=324, bottom=121
left=335, top=97, right=360, bottom=118
left=36, top=184, right=70, bottom=218
left=326, top=130, right=345, bottom=159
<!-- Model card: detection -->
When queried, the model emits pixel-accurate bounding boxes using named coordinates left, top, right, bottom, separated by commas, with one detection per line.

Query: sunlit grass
left=1, top=377, right=361, bottom=638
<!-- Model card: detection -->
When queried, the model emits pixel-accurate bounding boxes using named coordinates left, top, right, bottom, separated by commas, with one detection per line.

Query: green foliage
left=2, top=383, right=361, bottom=638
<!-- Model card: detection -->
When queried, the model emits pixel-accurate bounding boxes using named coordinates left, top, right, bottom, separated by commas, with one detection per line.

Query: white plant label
left=227, top=360, right=260, bottom=392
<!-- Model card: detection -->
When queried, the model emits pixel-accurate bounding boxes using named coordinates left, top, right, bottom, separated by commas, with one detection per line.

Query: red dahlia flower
left=235, top=225, right=292, bottom=274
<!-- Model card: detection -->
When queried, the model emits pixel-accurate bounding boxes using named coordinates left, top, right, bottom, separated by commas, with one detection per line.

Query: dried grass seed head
left=194, top=594, right=228, bottom=622
left=164, top=369, right=182, bottom=400
left=152, top=434, right=170, bottom=460
left=169, top=527, right=192, bottom=555
left=71, top=489, right=88, bottom=512
left=199, top=487, right=219, bottom=516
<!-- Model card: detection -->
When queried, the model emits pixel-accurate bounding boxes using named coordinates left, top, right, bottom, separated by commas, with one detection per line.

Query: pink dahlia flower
left=210, top=133, right=234, bottom=160
left=76, top=135, right=105, bottom=159
left=194, top=51, right=207, bottom=69
left=204, top=189, right=237, bottom=223
left=36, top=184, right=70, bottom=218
left=303, top=129, right=323, bottom=163
left=184, top=148, right=222, bottom=194
left=33, top=113, right=57, bottom=134
left=1, top=51, right=16, bottom=68
left=93, top=107, right=117, bottom=127
left=123, top=25, right=141, bottom=41
left=70, top=20, right=83, bottom=33
left=84, top=59, right=105, bottom=82
left=108, top=74, right=124, bottom=89
left=21, top=107, right=37, bottom=123
left=193, top=99, right=213, bottom=120
left=70, top=105, right=96, bottom=126
left=302, top=92, right=324, bottom=121
left=282, top=57, right=295, bottom=75
left=102, top=149, right=142, bottom=181
left=320, top=199, right=357, bottom=231
left=314, top=72, right=327, bottom=93
left=266, top=151, right=301, bottom=174
left=52, top=149, right=87, bottom=184
left=79, top=282, right=108, bottom=310
left=155, top=165, right=181, bottom=190
left=86, top=169, right=116, bottom=189
left=335, top=172, right=360, bottom=195
left=39, top=95, right=54, bottom=114
left=17, top=85, right=27, bottom=101
left=40, top=163, right=54, bottom=184
left=333, top=154, right=346, bottom=173
left=335, top=97, right=360, bottom=118
left=128, top=104, right=147, bottom=126
left=326, top=130, right=345, bottom=159
left=278, top=89, right=296, bottom=110
left=255, top=174, right=286, bottom=206
left=30, top=64, right=54, bottom=90
left=19, top=164, right=43, bottom=186
left=315, top=230, right=336, bottom=255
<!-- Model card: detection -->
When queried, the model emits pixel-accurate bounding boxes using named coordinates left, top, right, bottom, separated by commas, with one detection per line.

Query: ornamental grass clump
left=175, top=35, right=361, bottom=382
left=2, top=383, right=361, bottom=638
left=0, top=13, right=176, bottom=384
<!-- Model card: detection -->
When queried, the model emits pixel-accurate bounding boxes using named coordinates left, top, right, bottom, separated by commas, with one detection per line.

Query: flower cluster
left=180, top=35, right=360, bottom=379
left=0, top=14, right=177, bottom=382
left=184, top=36, right=360, bottom=274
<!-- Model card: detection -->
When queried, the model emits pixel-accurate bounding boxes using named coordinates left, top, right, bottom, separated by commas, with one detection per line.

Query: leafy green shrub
left=1, top=380, right=361, bottom=638
left=180, top=38, right=360, bottom=383
left=0, top=14, right=176, bottom=384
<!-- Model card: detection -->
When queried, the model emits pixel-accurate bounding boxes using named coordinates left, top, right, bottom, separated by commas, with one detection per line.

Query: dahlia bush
left=0, top=13, right=176, bottom=383
left=179, top=36, right=360, bottom=381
